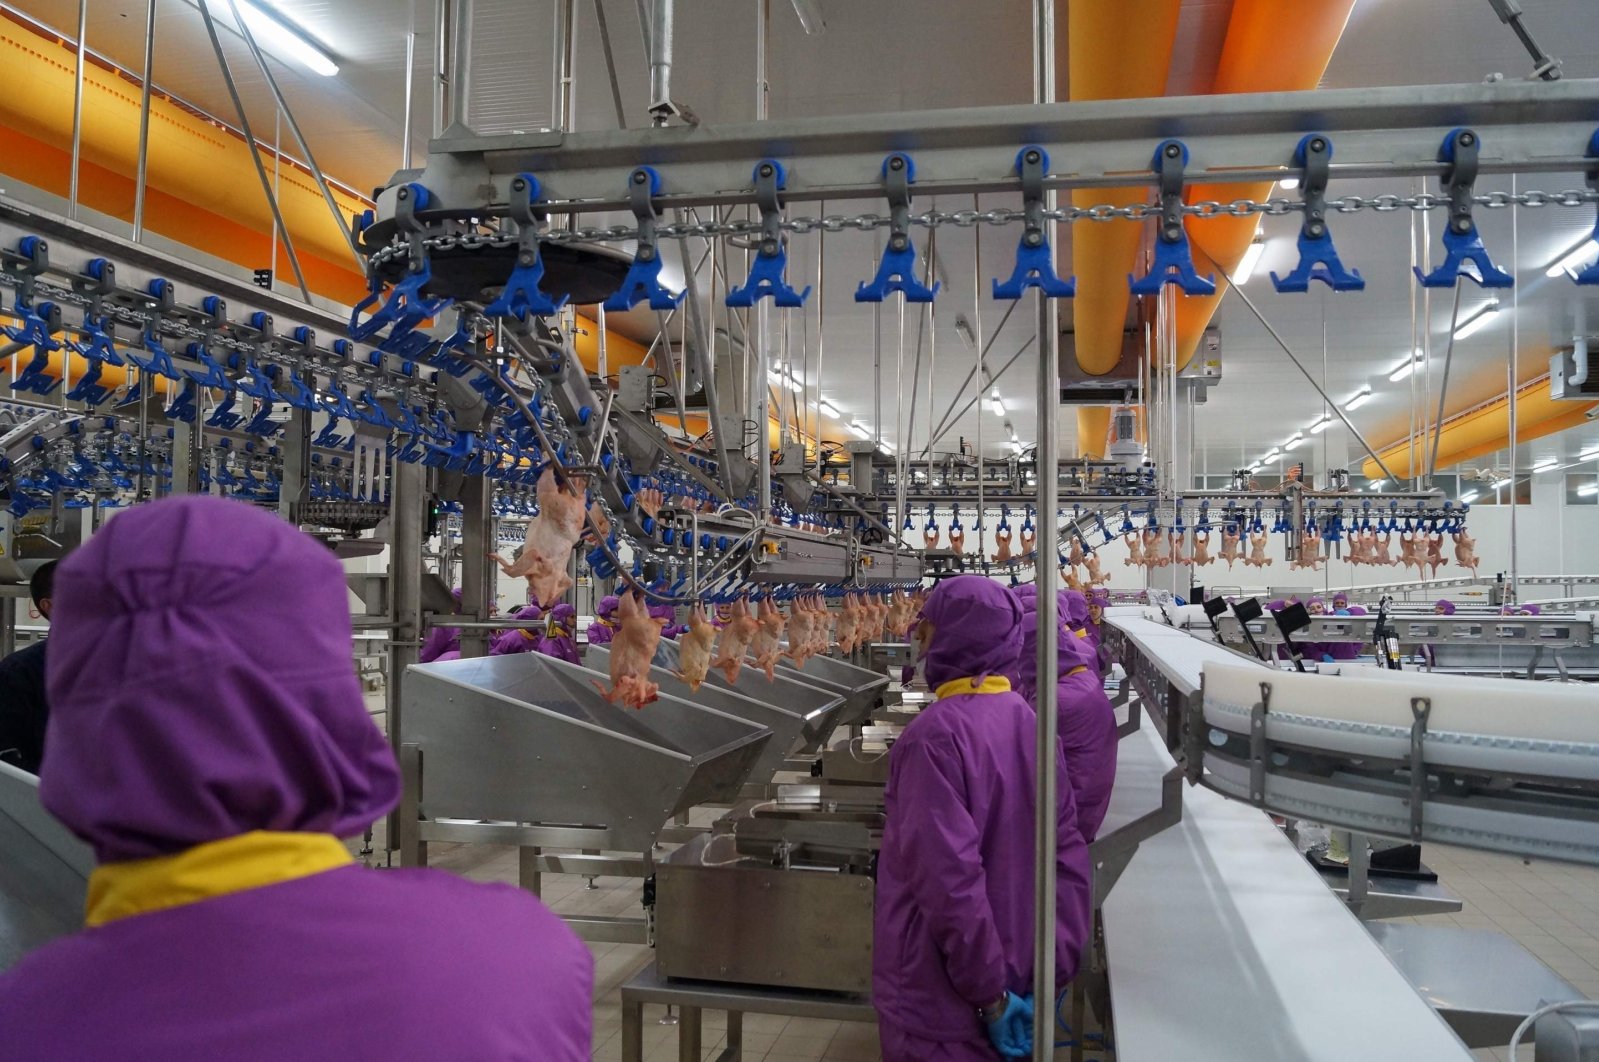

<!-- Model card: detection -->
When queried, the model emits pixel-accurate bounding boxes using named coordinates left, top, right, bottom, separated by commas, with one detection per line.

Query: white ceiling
left=10, top=0, right=1599, bottom=471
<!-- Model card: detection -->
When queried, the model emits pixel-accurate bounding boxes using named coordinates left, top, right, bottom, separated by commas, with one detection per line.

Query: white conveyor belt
left=1099, top=713, right=1474, bottom=1062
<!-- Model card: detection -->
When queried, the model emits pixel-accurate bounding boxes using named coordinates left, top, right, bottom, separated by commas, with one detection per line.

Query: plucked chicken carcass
left=1426, top=532, right=1448, bottom=576
left=751, top=597, right=788, bottom=680
left=1373, top=531, right=1396, bottom=566
left=1452, top=529, right=1479, bottom=576
left=490, top=467, right=588, bottom=606
left=711, top=598, right=760, bottom=684
left=1123, top=531, right=1146, bottom=568
left=1191, top=531, right=1213, bottom=567
left=1220, top=527, right=1242, bottom=569
left=673, top=604, right=719, bottom=692
left=785, top=599, right=815, bottom=667
left=991, top=527, right=1014, bottom=565
left=591, top=592, right=666, bottom=709
left=1170, top=530, right=1191, bottom=567
left=1245, top=530, right=1273, bottom=568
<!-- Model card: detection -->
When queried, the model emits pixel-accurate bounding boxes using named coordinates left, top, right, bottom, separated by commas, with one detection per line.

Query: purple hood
left=1062, top=590, right=1089, bottom=630
left=595, top=595, right=619, bottom=619
left=42, top=496, right=401, bottom=863
left=1434, top=599, right=1457, bottom=616
left=545, top=602, right=577, bottom=631
left=920, top=576, right=1023, bottom=690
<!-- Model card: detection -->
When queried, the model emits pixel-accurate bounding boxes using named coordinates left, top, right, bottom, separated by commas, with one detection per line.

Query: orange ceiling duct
left=1172, top=0, right=1357, bottom=370
left=1066, top=0, right=1183, bottom=378
left=0, top=14, right=371, bottom=304
left=1361, top=380, right=1598, bottom=481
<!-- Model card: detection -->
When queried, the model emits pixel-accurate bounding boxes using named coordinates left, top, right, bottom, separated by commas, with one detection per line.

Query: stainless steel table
left=620, top=962, right=876, bottom=1062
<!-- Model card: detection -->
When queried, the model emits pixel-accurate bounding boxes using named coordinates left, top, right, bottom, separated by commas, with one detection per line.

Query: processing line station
left=1, top=0, right=1598, bottom=1059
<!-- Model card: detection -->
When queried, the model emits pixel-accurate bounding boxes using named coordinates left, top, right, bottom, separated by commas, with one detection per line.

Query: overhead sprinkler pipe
left=648, top=0, right=678, bottom=124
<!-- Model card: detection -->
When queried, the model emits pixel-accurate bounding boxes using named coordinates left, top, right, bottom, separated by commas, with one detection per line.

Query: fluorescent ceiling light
left=1495, top=479, right=1511, bottom=490
left=1579, top=445, right=1599, bottom=460
left=1369, top=480, right=1385, bottom=491
left=1277, top=176, right=1300, bottom=191
left=878, top=438, right=894, bottom=453
left=1282, top=432, right=1305, bottom=451
left=817, top=399, right=840, bottom=419
left=1531, top=458, right=1558, bottom=472
left=847, top=420, right=869, bottom=439
left=767, top=370, right=801, bottom=393
left=1388, top=350, right=1424, bottom=382
left=1308, top=415, right=1332, bottom=434
left=1261, top=448, right=1281, bottom=462
left=1244, top=464, right=1259, bottom=474
left=989, top=391, right=1006, bottom=417
left=1545, top=237, right=1599, bottom=279
left=1453, top=300, right=1502, bottom=341
left=1009, top=440, right=1025, bottom=454
left=1234, top=238, right=1266, bottom=285
left=1346, top=389, right=1373, bottom=410
left=1579, top=483, right=1599, bottom=497
left=1460, top=491, right=1479, bottom=503
left=235, top=1, right=339, bottom=77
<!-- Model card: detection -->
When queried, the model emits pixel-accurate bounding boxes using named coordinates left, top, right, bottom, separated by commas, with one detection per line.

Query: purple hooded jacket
left=873, top=576, right=1092, bottom=1051
left=0, top=496, right=592, bottom=1061
left=649, top=603, right=684, bottom=640
left=488, top=604, right=543, bottom=657
left=537, top=602, right=581, bottom=665
left=1019, top=596, right=1119, bottom=844
left=586, top=594, right=620, bottom=646
left=419, top=587, right=463, bottom=662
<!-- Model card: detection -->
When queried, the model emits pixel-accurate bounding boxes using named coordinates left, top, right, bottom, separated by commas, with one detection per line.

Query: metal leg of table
left=623, top=996, right=644, bottom=1062
left=519, top=845, right=542, bottom=897
left=678, top=1005, right=702, bottom=1060
left=1347, top=832, right=1371, bottom=917
left=725, top=1011, right=743, bottom=1060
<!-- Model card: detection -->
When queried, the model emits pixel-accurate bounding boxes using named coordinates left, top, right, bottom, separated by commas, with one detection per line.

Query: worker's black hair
left=29, top=560, right=57, bottom=611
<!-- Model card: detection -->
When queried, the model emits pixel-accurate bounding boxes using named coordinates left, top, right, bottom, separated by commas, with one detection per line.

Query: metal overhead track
left=401, top=78, right=1599, bottom=214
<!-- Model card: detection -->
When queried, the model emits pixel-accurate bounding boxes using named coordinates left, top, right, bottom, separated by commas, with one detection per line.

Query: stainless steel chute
left=651, top=640, right=890, bottom=731
left=582, top=645, right=841, bottom=785
left=0, top=763, right=93, bottom=971
left=401, top=652, right=772, bottom=852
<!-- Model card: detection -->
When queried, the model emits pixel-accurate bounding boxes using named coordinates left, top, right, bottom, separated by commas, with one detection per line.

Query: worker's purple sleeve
left=1055, top=744, right=1094, bottom=987
left=895, top=734, right=1007, bottom=1007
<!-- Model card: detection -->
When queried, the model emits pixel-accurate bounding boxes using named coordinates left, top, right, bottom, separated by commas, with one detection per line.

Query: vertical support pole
left=402, top=0, right=416, bottom=167
left=432, top=0, right=450, bottom=137
left=279, top=385, right=311, bottom=521
left=387, top=459, right=425, bottom=856
left=1031, top=1, right=1059, bottom=1056
left=553, top=0, right=577, bottom=133
left=132, top=0, right=157, bottom=241
left=1508, top=176, right=1521, bottom=605
left=170, top=420, right=202, bottom=495
left=68, top=0, right=88, bottom=220
left=449, top=0, right=473, bottom=130
left=459, top=473, right=494, bottom=657
left=518, top=845, right=543, bottom=896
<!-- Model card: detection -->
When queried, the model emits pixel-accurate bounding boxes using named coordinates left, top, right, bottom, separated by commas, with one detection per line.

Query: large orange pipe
left=1066, top=1, right=1181, bottom=464
left=0, top=15, right=370, bottom=303
left=1067, top=0, right=1183, bottom=377
left=1361, top=382, right=1597, bottom=480
left=1173, top=0, right=1357, bottom=370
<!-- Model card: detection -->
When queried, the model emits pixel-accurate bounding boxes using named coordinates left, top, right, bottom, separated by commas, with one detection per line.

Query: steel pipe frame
left=404, top=79, right=1599, bottom=215
left=132, top=0, right=157, bottom=239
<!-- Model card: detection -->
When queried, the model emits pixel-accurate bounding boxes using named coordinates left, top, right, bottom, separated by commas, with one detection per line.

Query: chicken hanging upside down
left=673, top=604, right=719, bottom=692
left=490, top=467, right=590, bottom=607
left=750, top=597, right=788, bottom=680
left=711, top=598, right=760, bottom=684
left=1220, top=527, right=1242, bottom=569
left=591, top=592, right=667, bottom=709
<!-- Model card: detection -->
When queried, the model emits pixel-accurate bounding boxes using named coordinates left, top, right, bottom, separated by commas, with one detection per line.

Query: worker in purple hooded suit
left=1018, top=591, right=1119, bottom=843
left=488, top=603, right=544, bottom=656
left=586, top=594, right=620, bottom=646
left=874, top=575, right=1093, bottom=1061
left=0, top=496, right=593, bottom=1061
left=649, top=603, right=684, bottom=640
left=418, top=586, right=463, bottom=662
left=537, top=602, right=581, bottom=665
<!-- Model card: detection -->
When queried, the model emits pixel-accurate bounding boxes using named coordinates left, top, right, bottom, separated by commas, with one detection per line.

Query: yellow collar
left=518, top=627, right=539, bottom=642
left=1073, top=628, right=1088, bottom=638
left=933, top=675, right=1013, bottom=700
left=86, top=831, right=352, bottom=928
left=546, top=623, right=571, bottom=639
left=1067, top=665, right=1088, bottom=676
left=595, top=617, right=616, bottom=629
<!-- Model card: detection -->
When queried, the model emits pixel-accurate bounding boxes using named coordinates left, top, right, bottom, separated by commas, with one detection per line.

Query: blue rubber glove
left=985, top=991, right=1034, bottom=1059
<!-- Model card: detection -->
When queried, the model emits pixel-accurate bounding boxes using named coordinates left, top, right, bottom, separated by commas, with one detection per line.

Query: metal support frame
left=386, top=461, right=425, bottom=858
left=132, top=0, right=157, bottom=240
left=194, top=0, right=312, bottom=302
left=407, top=79, right=1599, bottom=215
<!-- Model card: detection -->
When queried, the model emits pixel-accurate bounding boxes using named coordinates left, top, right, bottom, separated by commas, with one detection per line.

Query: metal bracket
left=1271, top=134, right=1365, bottom=293
left=1089, top=764, right=1183, bottom=907
left=1407, top=696, right=1432, bottom=841
left=855, top=153, right=939, bottom=303
left=350, top=183, right=456, bottom=339
left=6, top=299, right=64, bottom=396
left=604, top=166, right=685, bottom=311
left=1128, top=140, right=1216, bottom=296
left=1414, top=129, right=1515, bottom=288
left=725, top=160, right=811, bottom=307
left=1249, top=680, right=1272, bottom=806
left=1574, top=127, right=1599, bottom=285
left=992, top=146, right=1074, bottom=299
left=483, top=172, right=569, bottom=321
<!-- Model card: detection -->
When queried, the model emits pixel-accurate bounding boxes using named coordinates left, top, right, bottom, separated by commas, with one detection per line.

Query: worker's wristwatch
left=978, top=993, right=1009, bottom=1023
